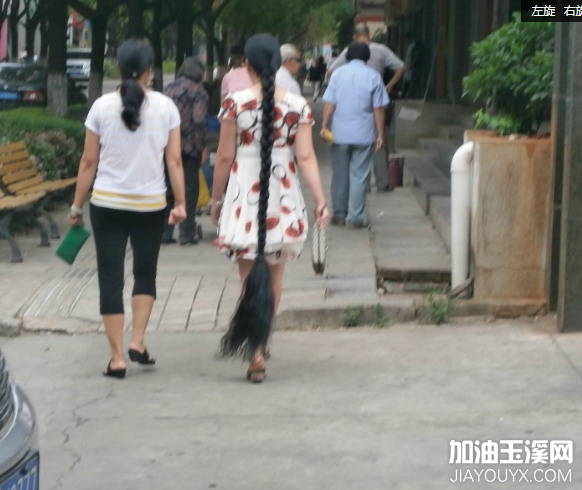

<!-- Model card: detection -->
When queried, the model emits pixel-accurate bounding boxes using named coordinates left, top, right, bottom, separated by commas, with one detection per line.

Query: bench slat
left=0, top=159, right=35, bottom=175
left=7, top=176, right=43, bottom=193
left=0, top=150, right=31, bottom=166
left=0, top=192, right=45, bottom=210
left=0, top=141, right=26, bottom=155
left=15, top=177, right=76, bottom=194
left=2, top=168, right=37, bottom=185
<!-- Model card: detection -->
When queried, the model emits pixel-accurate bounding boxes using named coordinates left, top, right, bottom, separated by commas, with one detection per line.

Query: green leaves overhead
left=221, top=0, right=353, bottom=45
left=462, top=13, right=555, bottom=135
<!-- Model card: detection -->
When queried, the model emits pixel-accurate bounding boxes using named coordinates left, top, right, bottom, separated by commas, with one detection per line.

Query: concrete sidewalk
left=0, top=100, right=454, bottom=333
left=2, top=316, right=582, bottom=490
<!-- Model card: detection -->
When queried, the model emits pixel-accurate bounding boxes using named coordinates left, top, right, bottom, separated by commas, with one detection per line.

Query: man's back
left=323, top=60, right=388, bottom=145
left=329, top=42, right=403, bottom=76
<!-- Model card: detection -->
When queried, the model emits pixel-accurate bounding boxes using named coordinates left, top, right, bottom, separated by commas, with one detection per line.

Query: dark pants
left=163, top=154, right=200, bottom=242
left=90, top=204, right=165, bottom=315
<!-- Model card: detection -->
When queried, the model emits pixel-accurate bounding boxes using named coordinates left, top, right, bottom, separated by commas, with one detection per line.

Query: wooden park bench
left=0, top=141, right=77, bottom=241
left=0, top=188, right=48, bottom=262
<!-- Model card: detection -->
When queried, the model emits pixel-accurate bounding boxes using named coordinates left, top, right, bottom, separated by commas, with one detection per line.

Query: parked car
left=0, top=63, right=47, bottom=107
left=66, top=48, right=91, bottom=82
left=0, top=349, right=39, bottom=490
left=0, top=62, right=87, bottom=109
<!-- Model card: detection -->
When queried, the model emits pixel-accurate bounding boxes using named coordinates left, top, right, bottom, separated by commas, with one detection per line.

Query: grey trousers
left=331, top=143, right=375, bottom=225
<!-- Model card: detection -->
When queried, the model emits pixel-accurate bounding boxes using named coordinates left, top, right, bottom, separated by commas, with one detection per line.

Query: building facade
left=355, top=0, right=522, bottom=101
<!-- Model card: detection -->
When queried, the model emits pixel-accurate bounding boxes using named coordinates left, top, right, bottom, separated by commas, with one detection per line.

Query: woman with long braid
left=212, top=34, right=330, bottom=383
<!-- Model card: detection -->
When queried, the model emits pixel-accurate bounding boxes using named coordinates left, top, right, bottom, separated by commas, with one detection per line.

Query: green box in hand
left=56, top=226, right=91, bottom=265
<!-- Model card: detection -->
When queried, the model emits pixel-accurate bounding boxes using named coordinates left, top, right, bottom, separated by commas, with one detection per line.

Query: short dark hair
left=346, top=42, right=370, bottom=63
left=178, top=57, right=205, bottom=83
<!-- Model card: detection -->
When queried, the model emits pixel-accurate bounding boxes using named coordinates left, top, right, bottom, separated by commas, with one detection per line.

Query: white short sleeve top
left=85, top=90, right=180, bottom=211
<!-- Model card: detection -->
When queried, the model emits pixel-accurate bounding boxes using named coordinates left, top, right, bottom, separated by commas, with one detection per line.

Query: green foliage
left=0, top=108, right=84, bottom=179
left=371, top=304, right=391, bottom=328
left=163, top=60, right=176, bottom=74
left=343, top=306, right=364, bottom=327
left=222, top=0, right=353, bottom=45
left=462, top=14, right=555, bottom=135
left=419, top=289, right=454, bottom=325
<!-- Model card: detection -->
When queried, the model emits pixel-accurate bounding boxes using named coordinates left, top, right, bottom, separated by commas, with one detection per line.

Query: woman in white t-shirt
left=68, top=39, right=187, bottom=379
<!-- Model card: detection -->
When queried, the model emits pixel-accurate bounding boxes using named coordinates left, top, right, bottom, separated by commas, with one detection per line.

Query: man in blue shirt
left=321, top=42, right=389, bottom=228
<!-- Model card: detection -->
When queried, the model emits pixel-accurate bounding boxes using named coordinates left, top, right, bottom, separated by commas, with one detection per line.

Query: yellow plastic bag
left=197, top=168, right=210, bottom=208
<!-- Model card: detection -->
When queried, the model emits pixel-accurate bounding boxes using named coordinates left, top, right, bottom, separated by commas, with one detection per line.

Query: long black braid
left=220, top=34, right=281, bottom=360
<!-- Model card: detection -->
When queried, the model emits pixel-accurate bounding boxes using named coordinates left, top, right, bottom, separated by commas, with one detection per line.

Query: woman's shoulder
left=94, top=91, right=119, bottom=106
left=281, top=91, right=309, bottom=110
left=226, top=88, right=254, bottom=102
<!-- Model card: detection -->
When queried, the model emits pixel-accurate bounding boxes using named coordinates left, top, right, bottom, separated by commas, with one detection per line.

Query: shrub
left=0, top=108, right=84, bottom=179
left=418, top=289, right=455, bottom=325
left=462, top=14, right=555, bottom=135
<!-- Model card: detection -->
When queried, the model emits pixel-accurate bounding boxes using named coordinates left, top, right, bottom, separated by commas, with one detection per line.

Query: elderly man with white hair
left=276, top=43, right=302, bottom=95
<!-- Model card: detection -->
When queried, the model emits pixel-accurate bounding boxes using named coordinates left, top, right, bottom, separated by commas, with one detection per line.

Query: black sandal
left=103, top=361, right=126, bottom=379
left=128, top=348, right=156, bottom=365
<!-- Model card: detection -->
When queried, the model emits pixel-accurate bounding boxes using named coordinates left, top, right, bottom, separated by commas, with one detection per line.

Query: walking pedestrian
left=321, top=42, right=389, bottom=228
left=162, top=57, right=209, bottom=245
left=328, top=23, right=404, bottom=192
left=275, top=43, right=302, bottom=96
left=68, top=39, right=187, bottom=379
left=308, top=56, right=326, bottom=102
left=221, top=44, right=253, bottom=103
left=211, top=33, right=329, bottom=383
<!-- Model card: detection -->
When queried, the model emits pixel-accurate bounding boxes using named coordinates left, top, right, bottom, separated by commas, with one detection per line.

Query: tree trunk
left=9, top=0, right=20, bottom=60
left=88, top=15, right=107, bottom=105
left=205, top=15, right=215, bottom=81
left=216, top=27, right=227, bottom=68
left=40, top=18, right=48, bottom=58
left=25, top=17, right=39, bottom=61
left=151, top=0, right=163, bottom=91
left=47, top=0, right=67, bottom=116
left=175, top=2, right=192, bottom=75
left=127, top=0, right=145, bottom=38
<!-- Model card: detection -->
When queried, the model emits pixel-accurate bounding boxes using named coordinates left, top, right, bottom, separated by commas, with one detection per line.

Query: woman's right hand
left=314, top=203, right=330, bottom=229
left=67, top=205, right=83, bottom=228
left=68, top=214, right=83, bottom=228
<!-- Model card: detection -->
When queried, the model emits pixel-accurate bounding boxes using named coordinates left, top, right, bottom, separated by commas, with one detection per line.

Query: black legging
left=90, top=204, right=165, bottom=315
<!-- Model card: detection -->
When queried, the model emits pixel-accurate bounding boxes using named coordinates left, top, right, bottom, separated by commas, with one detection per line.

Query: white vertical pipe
left=450, top=142, right=474, bottom=289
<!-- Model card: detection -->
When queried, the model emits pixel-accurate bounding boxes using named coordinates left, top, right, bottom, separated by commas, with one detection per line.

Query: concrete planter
left=464, top=130, right=553, bottom=301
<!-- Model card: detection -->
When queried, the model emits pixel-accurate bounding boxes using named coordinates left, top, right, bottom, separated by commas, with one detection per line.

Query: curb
left=0, top=315, right=22, bottom=337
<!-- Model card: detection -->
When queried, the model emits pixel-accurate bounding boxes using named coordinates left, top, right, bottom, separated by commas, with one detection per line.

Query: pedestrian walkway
left=3, top=315, right=579, bottom=490
left=0, top=101, right=453, bottom=333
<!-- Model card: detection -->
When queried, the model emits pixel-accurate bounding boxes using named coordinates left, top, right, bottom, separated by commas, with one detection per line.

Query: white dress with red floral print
left=217, top=88, right=314, bottom=263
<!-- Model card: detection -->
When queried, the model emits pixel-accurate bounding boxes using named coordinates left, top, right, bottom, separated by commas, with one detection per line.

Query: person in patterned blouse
left=162, top=57, right=209, bottom=245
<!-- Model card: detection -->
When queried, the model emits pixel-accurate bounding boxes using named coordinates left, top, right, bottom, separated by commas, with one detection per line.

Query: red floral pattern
left=240, top=130, right=253, bottom=146
left=217, top=90, right=313, bottom=263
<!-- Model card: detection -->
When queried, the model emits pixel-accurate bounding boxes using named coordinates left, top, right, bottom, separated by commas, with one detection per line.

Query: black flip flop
left=103, top=361, right=126, bottom=379
left=128, top=348, right=156, bottom=365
